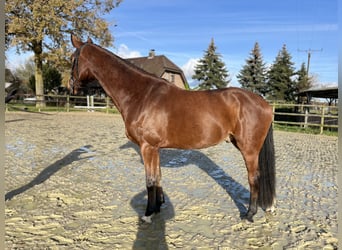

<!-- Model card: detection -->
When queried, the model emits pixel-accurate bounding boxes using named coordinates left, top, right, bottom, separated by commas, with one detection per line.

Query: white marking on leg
left=265, top=199, right=276, bottom=213
left=141, top=214, right=154, bottom=223
left=146, top=176, right=156, bottom=187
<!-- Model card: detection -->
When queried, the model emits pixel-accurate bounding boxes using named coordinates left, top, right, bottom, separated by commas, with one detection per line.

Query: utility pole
left=297, top=48, right=323, bottom=76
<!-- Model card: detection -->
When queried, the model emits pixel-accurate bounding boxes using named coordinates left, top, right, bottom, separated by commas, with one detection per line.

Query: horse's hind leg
left=140, top=144, right=164, bottom=223
left=156, top=162, right=165, bottom=208
left=244, top=153, right=259, bottom=222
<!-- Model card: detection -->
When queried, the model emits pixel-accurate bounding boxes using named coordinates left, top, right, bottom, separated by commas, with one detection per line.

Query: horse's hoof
left=244, top=212, right=255, bottom=222
left=245, top=216, right=254, bottom=223
left=141, top=215, right=153, bottom=223
left=265, top=204, right=276, bottom=213
left=242, top=214, right=254, bottom=223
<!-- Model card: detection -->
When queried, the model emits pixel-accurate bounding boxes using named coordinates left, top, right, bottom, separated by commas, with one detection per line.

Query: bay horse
left=70, top=34, right=275, bottom=223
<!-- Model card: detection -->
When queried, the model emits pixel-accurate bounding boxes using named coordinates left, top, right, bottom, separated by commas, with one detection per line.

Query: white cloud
left=181, top=58, right=199, bottom=81
left=318, top=82, right=338, bottom=88
left=116, top=44, right=142, bottom=58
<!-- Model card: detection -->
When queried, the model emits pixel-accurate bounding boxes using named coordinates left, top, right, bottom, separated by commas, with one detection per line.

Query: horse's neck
left=87, top=46, right=160, bottom=116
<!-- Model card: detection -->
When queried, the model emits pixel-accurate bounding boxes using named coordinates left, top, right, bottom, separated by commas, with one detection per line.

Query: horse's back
left=167, top=87, right=272, bottom=122
left=147, top=86, right=272, bottom=149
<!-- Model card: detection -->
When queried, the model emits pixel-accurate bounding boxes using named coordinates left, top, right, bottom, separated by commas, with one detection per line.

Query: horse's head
left=70, top=34, right=95, bottom=94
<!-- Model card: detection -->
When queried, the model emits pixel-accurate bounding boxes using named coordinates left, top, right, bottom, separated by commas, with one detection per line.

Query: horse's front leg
left=140, top=143, right=164, bottom=223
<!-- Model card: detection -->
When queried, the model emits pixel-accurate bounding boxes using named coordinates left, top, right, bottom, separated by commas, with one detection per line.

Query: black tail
left=258, top=125, right=276, bottom=209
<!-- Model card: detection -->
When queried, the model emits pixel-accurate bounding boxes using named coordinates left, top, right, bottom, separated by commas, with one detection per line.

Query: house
left=127, top=50, right=189, bottom=89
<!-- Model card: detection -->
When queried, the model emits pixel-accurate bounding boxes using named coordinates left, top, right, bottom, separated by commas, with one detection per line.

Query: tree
left=44, top=65, right=62, bottom=92
left=5, top=68, right=18, bottom=85
left=296, top=62, right=312, bottom=92
left=237, top=42, right=268, bottom=96
left=5, top=68, right=21, bottom=93
left=12, top=58, right=35, bottom=92
left=295, top=62, right=314, bottom=103
left=267, top=44, right=296, bottom=101
left=29, top=64, right=62, bottom=93
left=28, top=75, right=36, bottom=93
left=192, top=38, right=230, bottom=90
left=5, top=0, right=122, bottom=107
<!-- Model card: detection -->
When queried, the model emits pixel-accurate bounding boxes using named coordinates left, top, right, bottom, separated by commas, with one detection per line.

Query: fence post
left=320, top=105, right=325, bottom=134
left=86, top=95, right=90, bottom=112
left=106, top=96, right=109, bottom=114
left=66, top=95, right=70, bottom=112
left=304, top=108, right=308, bottom=128
left=90, top=96, right=94, bottom=112
left=272, top=104, right=275, bottom=128
left=300, top=103, right=304, bottom=128
left=37, top=95, right=40, bottom=112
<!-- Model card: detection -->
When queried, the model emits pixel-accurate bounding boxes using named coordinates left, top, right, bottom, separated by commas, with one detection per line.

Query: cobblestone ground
left=5, top=112, right=338, bottom=249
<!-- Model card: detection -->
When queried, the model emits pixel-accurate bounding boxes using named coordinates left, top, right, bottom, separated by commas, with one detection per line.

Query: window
left=170, top=74, right=175, bottom=83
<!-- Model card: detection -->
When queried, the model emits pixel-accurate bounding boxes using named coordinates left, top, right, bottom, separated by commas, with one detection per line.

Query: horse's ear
left=87, top=37, right=93, bottom=44
left=71, top=34, right=84, bottom=49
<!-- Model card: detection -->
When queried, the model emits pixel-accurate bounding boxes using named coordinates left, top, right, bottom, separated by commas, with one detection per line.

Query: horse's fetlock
left=146, top=176, right=156, bottom=187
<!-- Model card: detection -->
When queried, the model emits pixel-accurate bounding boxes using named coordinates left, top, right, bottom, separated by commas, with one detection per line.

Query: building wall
left=161, top=72, right=186, bottom=89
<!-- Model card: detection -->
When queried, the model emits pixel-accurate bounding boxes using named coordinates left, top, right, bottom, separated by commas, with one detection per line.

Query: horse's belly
left=162, top=122, right=229, bottom=149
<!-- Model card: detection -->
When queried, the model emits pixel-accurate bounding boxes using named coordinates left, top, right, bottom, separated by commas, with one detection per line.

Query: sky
left=109, top=0, right=338, bottom=88
left=6, top=0, right=338, bottom=88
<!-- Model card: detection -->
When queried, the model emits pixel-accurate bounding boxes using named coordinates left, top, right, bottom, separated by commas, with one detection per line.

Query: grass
left=273, top=124, right=337, bottom=136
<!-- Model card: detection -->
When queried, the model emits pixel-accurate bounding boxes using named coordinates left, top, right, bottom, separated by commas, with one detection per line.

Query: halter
left=70, top=44, right=86, bottom=94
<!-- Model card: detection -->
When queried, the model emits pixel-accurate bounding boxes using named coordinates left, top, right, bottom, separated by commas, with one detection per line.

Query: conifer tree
left=296, top=62, right=312, bottom=92
left=237, top=42, right=268, bottom=96
left=295, top=62, right=313, bottom=103
left=267, top=44, right=296, bottom=101
left=192, top=38, right=230, bottom=90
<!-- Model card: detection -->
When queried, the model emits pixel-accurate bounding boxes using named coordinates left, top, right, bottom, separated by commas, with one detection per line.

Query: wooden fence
left=271, top=102, right=338, bottom=134
left=5, top=94, right=116, bottom=114
left=6, top=94, right=338, bottom=134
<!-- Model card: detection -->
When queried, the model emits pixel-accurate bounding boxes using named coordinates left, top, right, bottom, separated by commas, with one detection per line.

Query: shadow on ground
left=5, top=145, right=94, bottom=201
left=120, top=141, right=249, bottom=218
left=131, top=190, right=174, bottom=249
